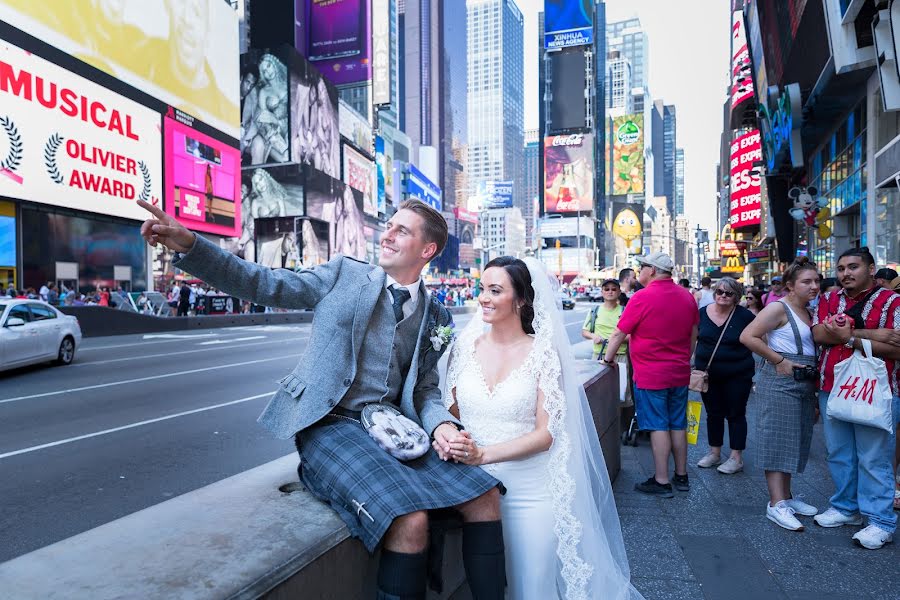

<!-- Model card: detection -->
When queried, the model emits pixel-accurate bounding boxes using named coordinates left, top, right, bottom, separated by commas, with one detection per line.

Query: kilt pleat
left=753, top=354, right=817, bottom=474
left=297, top=418, right=501, bottom=552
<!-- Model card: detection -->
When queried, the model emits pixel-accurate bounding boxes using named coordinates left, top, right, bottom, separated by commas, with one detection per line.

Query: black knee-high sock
left=462, top=521, right=506, bottom=600
left=376, top=549, right=428, bottom=600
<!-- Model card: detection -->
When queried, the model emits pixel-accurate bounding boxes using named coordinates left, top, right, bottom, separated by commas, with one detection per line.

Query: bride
left=439, top=257, right=642, bottom=600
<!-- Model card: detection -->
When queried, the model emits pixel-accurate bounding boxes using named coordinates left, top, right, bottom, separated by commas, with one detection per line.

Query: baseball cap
left=636, top=251, right=675, bottom=273
left=600, top=278, right=620, bottom=288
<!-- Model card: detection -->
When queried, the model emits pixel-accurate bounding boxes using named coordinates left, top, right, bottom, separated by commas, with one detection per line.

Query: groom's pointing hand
left=137, top=200, right=196, bottom=253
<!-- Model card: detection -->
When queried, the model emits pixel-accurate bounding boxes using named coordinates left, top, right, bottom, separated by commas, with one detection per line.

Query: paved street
left=0, top=305, right=593, bottom=563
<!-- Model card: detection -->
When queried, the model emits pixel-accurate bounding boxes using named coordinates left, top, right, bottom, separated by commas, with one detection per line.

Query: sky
left=516, top=0, right=732, bottom=235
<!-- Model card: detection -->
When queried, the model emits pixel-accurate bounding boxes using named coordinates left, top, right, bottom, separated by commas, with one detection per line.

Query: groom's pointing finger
left=137, top=199, right=167, bottom=221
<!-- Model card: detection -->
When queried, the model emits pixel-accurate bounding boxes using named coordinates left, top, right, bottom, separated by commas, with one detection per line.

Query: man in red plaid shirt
left=811, top=247, right=900, bottom=550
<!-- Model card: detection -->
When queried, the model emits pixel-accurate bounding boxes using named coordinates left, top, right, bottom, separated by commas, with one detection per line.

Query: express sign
left=0, top=39, right=161, bottom=221
left=729, top=129, right=762, bottom=228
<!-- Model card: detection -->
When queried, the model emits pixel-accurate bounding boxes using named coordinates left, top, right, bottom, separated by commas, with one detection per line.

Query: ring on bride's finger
left=464, top=451, right=469, bottom=458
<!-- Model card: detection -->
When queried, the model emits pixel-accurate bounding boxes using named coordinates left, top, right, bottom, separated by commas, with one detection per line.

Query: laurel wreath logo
left=44, top=133, right=65, bottom=184
left=138, top=161, right=152, bottom=201
left=0, top=116, right=23, bottom=173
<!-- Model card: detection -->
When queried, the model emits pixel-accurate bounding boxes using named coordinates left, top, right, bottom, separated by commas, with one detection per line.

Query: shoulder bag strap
left=778, top=301, right=806, bottom=356
left=704, top=307, right=736, bottom=371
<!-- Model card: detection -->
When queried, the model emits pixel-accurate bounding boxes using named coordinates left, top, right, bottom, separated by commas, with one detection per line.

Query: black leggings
left=701, top=375, right=753, bottom=450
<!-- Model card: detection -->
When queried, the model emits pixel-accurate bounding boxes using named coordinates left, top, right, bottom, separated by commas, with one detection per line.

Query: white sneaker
left=784, top=498, right=818, bottom=517
left=813, top=507, right=864, bottom=528
left=697, top=453, right=722, bottom=468
left=852, top=525, right=894, bottom=550
left=767, top=501, right=804, bottom=531
left=716, top=457, right=744, bottom=474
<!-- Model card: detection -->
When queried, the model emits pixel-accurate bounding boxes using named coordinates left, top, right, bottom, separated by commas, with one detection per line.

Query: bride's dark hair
left=484, top=256, right=535, bottom=334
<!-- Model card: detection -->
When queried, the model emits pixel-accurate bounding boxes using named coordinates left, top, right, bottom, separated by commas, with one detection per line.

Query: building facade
left=675, top=147, right=685, bottom=216
left=523, top=129, right=540, bottom=248
left=440, top=0, right=468, bottom=213
left=606, top=51, right=634, bottom=115
left=479, top=206, right=526, bottom=259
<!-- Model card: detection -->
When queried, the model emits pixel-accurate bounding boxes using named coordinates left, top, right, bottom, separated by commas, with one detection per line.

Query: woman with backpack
left=581, top=278, right=631, bottom=405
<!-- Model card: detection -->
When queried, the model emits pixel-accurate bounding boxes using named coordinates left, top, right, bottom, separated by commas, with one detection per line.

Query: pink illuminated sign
left=729, top=129, right=762, bottom=229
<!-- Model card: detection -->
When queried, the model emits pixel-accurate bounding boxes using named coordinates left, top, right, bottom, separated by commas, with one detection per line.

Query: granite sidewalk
left=613, top=391, right=899, bottom=600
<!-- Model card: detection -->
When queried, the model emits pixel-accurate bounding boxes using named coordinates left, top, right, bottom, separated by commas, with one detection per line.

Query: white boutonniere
left=429, top=324, right=455, bottom=351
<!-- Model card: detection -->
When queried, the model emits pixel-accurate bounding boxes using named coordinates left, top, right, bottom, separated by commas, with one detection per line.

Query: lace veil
left=445, top=257, right=643, bottom=600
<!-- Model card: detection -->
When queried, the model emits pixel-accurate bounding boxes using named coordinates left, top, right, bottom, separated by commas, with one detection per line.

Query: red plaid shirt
left=813, top=287, right=900, bottom=395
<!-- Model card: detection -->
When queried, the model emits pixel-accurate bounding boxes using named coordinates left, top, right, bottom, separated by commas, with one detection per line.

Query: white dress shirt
left=385, top=274, right=422, bottom=320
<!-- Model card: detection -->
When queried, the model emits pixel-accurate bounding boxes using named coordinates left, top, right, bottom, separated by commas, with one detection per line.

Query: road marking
left=142, top=333, right=219, bottom=339
left=70, top=337, right=303, bottom=367
left=79, top=327, right=310, bottom=352
left=0, top=392, right=275, bottom=460
left=0, top=355, right=299, bottom=404
left=197, top=336, right=267, bottom=345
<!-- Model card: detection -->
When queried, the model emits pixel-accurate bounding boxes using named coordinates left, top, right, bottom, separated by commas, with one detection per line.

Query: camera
left=792, top=365, right=818, bottom=382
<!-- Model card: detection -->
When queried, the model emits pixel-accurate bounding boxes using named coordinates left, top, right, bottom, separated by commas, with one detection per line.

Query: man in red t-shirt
left=811, top=247, right=900, bottom=550
left=604, top=251, right=700, bottom=498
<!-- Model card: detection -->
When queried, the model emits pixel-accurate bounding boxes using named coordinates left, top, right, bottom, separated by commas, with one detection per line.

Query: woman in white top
left=740, top=257, right=820, bottom=532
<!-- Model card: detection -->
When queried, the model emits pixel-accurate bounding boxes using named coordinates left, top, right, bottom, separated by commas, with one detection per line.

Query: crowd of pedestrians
left=582, top=248, right=900, bottom=550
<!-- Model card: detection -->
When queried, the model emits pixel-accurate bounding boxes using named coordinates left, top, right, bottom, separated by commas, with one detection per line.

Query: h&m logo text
left=836, top=376, right=877, bottom=405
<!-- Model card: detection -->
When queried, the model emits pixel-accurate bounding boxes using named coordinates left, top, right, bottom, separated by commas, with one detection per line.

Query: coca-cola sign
left=551, top=134, right=584, bottom=147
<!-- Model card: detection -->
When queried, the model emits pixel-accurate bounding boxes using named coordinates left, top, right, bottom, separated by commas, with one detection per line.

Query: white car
left=0, top=299, right=82, bottom=372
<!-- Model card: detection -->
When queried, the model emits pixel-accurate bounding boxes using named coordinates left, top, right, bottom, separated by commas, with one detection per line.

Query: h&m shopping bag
left=686, top=400, right=703, bottom=445
left=826, top=339, right=894, bottom=433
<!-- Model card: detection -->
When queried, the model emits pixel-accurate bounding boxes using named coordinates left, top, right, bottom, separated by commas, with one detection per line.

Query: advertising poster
left=371, top=0, right=391, bottom=105
left=484, top=181, right=514, bottom=209
left=405, top=165, right=442, bottom=211
left=164, top=117, right=240, bottom=237
left=611, top=115, right=645, bottom=195
left=0, top=0, right=239, bottom=137
left=254, top=216, right=301, bottom=269
left=543, top=133, right=594, bottom=213
left=0, top=38, right=161, bottom=221
left=290, top=54, right=340, bottom=180
left=339, top=99, right=374, bottom=155
left=240, top=51, right=290, bottom=166
left=544, top=0, right=594, bottom=49
left=729, top=129, right=762, bottom=228
left=294, top=0, right=371, bottom=86
left=0, top=200, right=14, bottom=267
left=343, top=144, right=377, bottom=217
left=719, top=240, right=746, bottom=274
left=611, top=201, right=643, bottom=254
left=304, top=167, right=366, bottom=260
left=730, top=11, right=754, bottom=116
left=375, top=135, right=387, bottom=213
left=237, top=166, right=304, bottom=262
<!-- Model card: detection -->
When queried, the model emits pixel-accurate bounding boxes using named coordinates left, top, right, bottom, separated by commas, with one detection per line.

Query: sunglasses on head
left=714, top=289, right=735, bottom=297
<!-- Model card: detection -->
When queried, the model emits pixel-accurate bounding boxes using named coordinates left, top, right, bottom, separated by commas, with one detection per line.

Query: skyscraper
left=606, top=51, right=633, bottom=114
left=675, top=148, right=685, bottom=216
left=440, top=0, right=468, bottom=212
left=467, top=0, right=524, bottom=210
left=663, top=104, right=677, bottom=213
left=523, top=129, right=540, bottom=247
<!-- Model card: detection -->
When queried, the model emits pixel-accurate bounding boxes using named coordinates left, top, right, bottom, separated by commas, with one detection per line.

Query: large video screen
left=543, top=133, right=594, bottom=213
left=164, top=118, right=240, bottom=236
left=544, top=0, right=593, bottom=49
left=343, top=144, right=377, bottom=217
left=550, top=51, right=587, bottom=131
left=0, top=0, right=239, bottom=137
left=253, top=215, right=329, bottom=269
left=729, top=129, right=762, bottom=228
left=240, top=52, right=290, bottom=166
left=611, top=115, right=645, bottom=195
left=304, top=167, right=366, bottom=260
left=290, top=55, right=340, bottom=180
left=611, top=201, right=643, bottom=255
left=0, top=37, right=161, bottom=221
left=294, top=0, right=371, bottom=86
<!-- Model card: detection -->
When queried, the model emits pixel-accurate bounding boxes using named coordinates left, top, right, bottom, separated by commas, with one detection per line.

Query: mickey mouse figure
left=788, top=185, right=832, bottom=239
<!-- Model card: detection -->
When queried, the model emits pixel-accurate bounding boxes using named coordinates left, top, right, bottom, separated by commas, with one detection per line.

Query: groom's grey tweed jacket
left=173, top=234, right=459, bottom=439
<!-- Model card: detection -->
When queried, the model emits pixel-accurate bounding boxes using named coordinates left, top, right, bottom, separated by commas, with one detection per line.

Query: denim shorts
left=634, top=385, right=689, bottom=431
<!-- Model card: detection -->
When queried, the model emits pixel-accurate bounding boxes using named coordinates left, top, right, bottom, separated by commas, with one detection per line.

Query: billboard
left=719, top=240, right=746, bottom=274
left=543, top=133, right=594, bottom=213
left=304, top=167, right=366, bottom=260
left=549, top=50, right=587, bottom=131
left=290, top=53, right=340, bottom=180
left=611, top=201, right=643, bottom=254
left=240, top=52, right=290, bottom=166
left=372, top=0, right=392, bottom=105
left=730, top=10, right=755, bottom=126
left=374, top=135, right=387, bottom=213
left=729, top=129, right=762, bottom=228
left=339, top=100, right=374, bottom=155
left=164, top=117, right=240, bottom=237
left=544, top=0, right=594, bottom=49
left=611, top=115, right=645, bottom=195
left=0, top=200, right=14, bottom=266
left=235, top=166, right=304, bottom=262
left=0, top=38, right=161, bottom=221
left=484, top=181, right=514, bottom=209
left=0, top=0, right=239, bottom=137
left=253, top=215, right=330, bottom=268
left=343, top=144, right=377, bottom=217
left=294, top=0, right=371, bottom=86
left=405, top=164, right=442, bottom=211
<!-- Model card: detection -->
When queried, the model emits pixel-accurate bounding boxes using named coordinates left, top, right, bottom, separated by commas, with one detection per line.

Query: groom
left=138, top=199, right=505, bottom=600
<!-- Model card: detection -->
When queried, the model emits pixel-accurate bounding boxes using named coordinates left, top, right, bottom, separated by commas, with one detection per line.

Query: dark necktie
left=390, top=286, right=412, bottom=322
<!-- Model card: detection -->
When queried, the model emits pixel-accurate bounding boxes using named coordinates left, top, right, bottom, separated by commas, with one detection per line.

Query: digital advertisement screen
left=730, top=11, right=755, bottom=126
left=483, top=181, right=513, bottom=209
left=339, top=100, right=374, bottom=155
left=294, top=0, right=371, bottom=86
left=304, top=167, right=366, bottom=260
left=0, top=0, right=240, bottom=137
left=343, top=144, right=377, bottom=217
left=240, top=51, right=290, bottom=166
left=375, top=136, right=387, bottom=213
left=544, top=0, right=594, bottom=49
left=549, top=51, right=587, bottom=132
left=290, top=53, right=340, bottom=180
left=611, top=201, right=643, bottom=255
left=164, top=117, right=240, bottom=236
left=543, top=133, right=594, bottom=213
left=405, top=165, right=442, bottom=212
left=729, top=129, right=762, bottom=228
left=0, top=215, right=14, bottom=266
left=611, top=115, right=645, bottom=195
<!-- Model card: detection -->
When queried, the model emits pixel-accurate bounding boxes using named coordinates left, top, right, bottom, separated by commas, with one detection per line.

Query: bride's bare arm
left=447, top=389, right=553, bottom=465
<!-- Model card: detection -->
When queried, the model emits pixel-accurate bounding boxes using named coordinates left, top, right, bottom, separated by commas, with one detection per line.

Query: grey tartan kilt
left=297, top=417, right=501, bottom=552
left=753, top=353, right=817, bottom=474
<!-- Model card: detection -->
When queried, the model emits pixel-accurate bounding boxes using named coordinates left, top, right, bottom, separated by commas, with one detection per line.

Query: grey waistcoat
left=340, top=287, right=426, bottom=411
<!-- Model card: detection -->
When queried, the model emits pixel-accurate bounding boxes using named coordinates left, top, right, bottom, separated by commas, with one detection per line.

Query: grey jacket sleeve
left=416, top=365, right=462, bottom=437
left=172, top=234, right=342, bottom=310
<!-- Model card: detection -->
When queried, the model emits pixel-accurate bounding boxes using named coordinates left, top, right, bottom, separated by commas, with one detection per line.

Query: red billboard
left=729, top=129, right=762, bottom=229
left=544, top=133, right=594, bottom=213
left=730, top=11, right=754, bottom=120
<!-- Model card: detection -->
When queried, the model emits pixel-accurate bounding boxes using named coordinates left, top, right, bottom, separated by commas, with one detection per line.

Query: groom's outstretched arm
left=138, top=200, right=339, bottom=310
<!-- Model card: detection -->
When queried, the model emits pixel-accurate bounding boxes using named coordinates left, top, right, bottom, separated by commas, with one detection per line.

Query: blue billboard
left=0, top=215, right=14, bottom=266
left=544, top=0, right=594, bottom=49
left=404, top=164, right=442, bottom=211
left=484, top=181, right=514, bottom=209
left=374, top=136, right=387, bottom=214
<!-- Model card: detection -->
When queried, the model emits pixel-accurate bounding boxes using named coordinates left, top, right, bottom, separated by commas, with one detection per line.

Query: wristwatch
left=601, top=357, right=615, bottom=366
left=844, top=336, right=856, bottom=349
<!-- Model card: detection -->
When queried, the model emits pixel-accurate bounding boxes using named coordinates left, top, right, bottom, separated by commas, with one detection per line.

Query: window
left=6, top=305, right=31, bottom=325
left=29, top=305, right=57, bottom=321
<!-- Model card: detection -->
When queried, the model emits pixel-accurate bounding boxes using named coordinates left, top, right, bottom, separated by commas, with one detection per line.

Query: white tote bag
left=826, top=339, right=894, bottom=433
